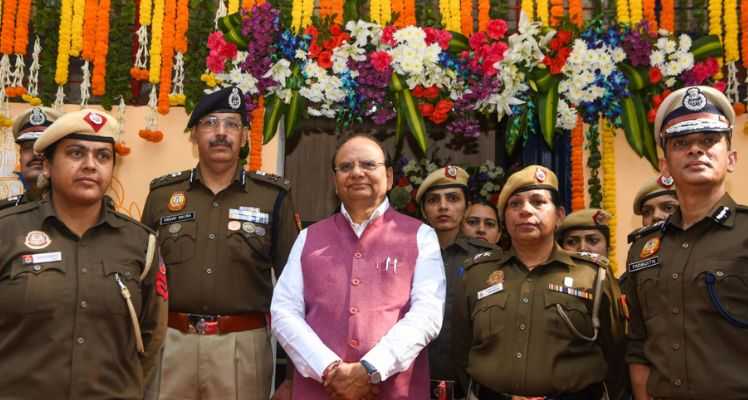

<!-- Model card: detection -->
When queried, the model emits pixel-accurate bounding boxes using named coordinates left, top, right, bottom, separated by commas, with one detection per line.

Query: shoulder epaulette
left=0, top=200, right=40, bottom=219
left=736, top=204, right=748, bottom=213
left=464, top=249, right=506, bottom=270
left=149, top=170, right=191, bottom=190
left=0, top=195, right=22, bottom=211
left=248, top=171, right=291, bottom=191
left=571, top=251, right=610, bottom=268
left=627, top=220, right=666, bottom=243
left=112, top=210, right=156, bottom=235
left=466, top=236, right=498, bottom=250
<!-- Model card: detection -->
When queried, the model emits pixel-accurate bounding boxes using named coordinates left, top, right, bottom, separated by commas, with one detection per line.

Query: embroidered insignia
left=25, top=230, right=51, bottom=250
left=445, top=166, right=457, bottom=179
left=228, top=220, right=241, bottom=231
left=658, top=175, right=674, bottom=188
left=83, top=112, right=106, bottom=132
left=473, top=251, right=492, bottom=262
left=628, top=256, right=660, bottom=273
left=229, top=88, right=242, bottom=110
left=534, top=167, right=546, bottom=183
left=156, top=259, right=168, bottom=300
left=640, top=237, right=661, bottom=258
left=29, top=108, right=46, bottom=125
left=548, top=283, right=593, bottom=300
left=682, top=87, right=707, bottom=111
left=712, top=206, right=731, bottom=224
left=168, top=191, right=187, bottom=211
left=564, top=276, right=574, bottom=287
left=486, top=270, right=504, bottom=285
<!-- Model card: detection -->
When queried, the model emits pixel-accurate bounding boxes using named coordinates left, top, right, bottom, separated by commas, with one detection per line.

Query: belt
left=168, top=312, right=266, bottom=335
left=475, top=383, right=604, bottom=400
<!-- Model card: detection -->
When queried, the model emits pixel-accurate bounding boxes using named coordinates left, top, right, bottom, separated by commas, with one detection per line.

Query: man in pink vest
left=271, top=134, right=446, bottom=399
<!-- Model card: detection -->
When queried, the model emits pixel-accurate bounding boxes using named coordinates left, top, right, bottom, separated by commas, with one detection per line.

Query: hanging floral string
left=291, top=0, right=312, bottom=32
left=54, top=0, right=75, bottom=107
left=660, top=0, right=674, bottom=32
left=402, top=0, right=415, bottom=25
left=537, top=0, right=549, bottom=25
left=157, top=0, right=176, bottom=113
left=478, top=0, right=490, bottom=30
left=69, top=0, right=86, bottom=56
left=724, top=0, right=740, bottom=102
left=600, top=119, right=618, bottom=273
left=91, top=0, right=111, bottom=96
left=169, top=0, right=188, bottom=106
left=248, top=96, right=264, bottom=171
left=617, top=0, right=630, bottom=25
left=227, top=0, right=239, bottom=14
left=439, top=0, right=459, bottom=31
left=139, top=86, right=164, bottom=142
left=629, top=0, right=642, bottom=24
left=461, top=0, right=473, bottom=35
left=643, top=0, right=657, bottom=32
left=114, top=97, right=132, bottom=156
left=131, top=0, right=151, bottom=80
left=371, top=0, right=383, bottom=25
left=550, top=0, right=564, bottom=27
left=22, top=36, right=41, bottom=105
left=708, top=0, right=724, bottom=80
left=6, top=0, right=31, bottom=97
left=521, top=0, right=534, bottom=21
left=742, top=0, right=748, bottom=68
left=586, top=121, right=603, bottom=209
left=571, top=117, right=585, bottom=211
left=149, top=0, right=165, bottom=83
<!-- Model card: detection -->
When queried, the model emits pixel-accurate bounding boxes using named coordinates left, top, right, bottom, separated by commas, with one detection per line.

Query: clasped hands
left=323, top=361, right=379, bottom=400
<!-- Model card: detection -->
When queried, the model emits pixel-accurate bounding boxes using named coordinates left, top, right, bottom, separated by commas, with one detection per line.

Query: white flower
left=295, top=49, right=307, bottom=60
left=264, top=59, right=292, bottom=87
left=556, top=98, right=578, bottom=130
left=650, top=50, right=665, bottom=66
left=678, top=34, right=692, bottom=51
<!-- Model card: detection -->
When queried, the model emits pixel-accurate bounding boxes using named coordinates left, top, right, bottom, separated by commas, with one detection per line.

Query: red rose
left=556, top=30, right=572, bottom=45
left=486, top=19, right=508, bottom=40
left=412, top=85, right=425, bottom=98
left=429, top=111, right=448, bottom=124
left=419, top=102, right=435, bottom=117
left=370, top=51, right=392, bottom=72
left=652, top=93, right=662, bottom=107
left=305, top=26, right=318, bottom=38
left=648, top=67, right=662, bottom=84
left=434, top=99, right=453, bottom=115
left=308, top=43, right=321, bottom=58
left=423, top=86, right=440, bottom=100
left=469, top=32, right=486, bottom=51
left=318, top=50, right=333, bottom=69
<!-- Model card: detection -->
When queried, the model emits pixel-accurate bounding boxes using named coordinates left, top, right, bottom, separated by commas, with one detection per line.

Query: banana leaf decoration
left=691, top=35, right=723, bottom=60
left=389, top=73, right=428, bottom=153
left=529, top=69, right=559, bottom=149
left=263, top=94, right=287, bottom=144
left=217, top=14, right=247, bottom=48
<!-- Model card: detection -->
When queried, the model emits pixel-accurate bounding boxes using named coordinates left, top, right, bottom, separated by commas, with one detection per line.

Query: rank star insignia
left=25, top=230, right=52, bottom=250
left=534, top=167, right=546, bottom=182
left=445, top=166, right=457, bottom=178
left=486, top=270, right=504, bottom=285
left=640, top=237, right=661, bottom=258
left=168, top=191, right=187, bottom=211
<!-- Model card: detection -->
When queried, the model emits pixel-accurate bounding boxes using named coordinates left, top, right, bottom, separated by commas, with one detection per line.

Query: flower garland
left=228, top=0, right=239, bottom=14
left=22, top=36, right=42, bottom=105
left=571, top=117, right=585, bottom=211
left=320, top=0, right=343, bottom=24
left=600, top=118, right=617, bottom=273
left=54, top=0, right=74, bottom=106
left=521, top=0, right=534, bottom=21
left=81, top=0, right=98, bottom=60
left=742, top=0, right=748, bottom=69
left=708, top=0, right=724, bottom=80
left=537, top=0, right=549, bottom=26
left=0, top=0, right=16, bottom=54
left=131, top=0, right=151, bottom=80
left=569, top=0, right=583, bottom=27
left=724, top=0, right=738, bottom=62
left=114, top=97, right=132, bottom=156
left=402, top=0, right=415, bottom=26
left=139, top=86, right=164, bottom=142
left=660, top=0, right=674, bottom=32
left=14, top=0, right=31, bottom=55
left=70, top=0, right=86, bottom=56
left=439, top=0, right=460, bottom=31
left=291, top=0, right=312, bottom=32
left=643, top=0, right=657, bottom=32
left=550, top=0, right=564, bottom=27
left=586, top=121, right=602, bottom=209
left=157, top=0, right=177, bottom=113
left=168, top=0, right=188, bottom=106
left=629, top=0, right=642, bottom=24
left=617, top=0, right=630, bottom=25
left=461, top=0, right=473, bottom=35
left=478, top=0, right=490, bottom=30
left=149, top=0, right=165, bottom=83
left=91, top=0, right=111, bottom=96
left=391, top=0, right=405, bottom=26
left=248, top=96, right=264, bottom=171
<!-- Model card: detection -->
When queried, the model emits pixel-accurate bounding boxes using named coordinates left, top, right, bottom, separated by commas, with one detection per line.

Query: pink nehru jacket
left=292, top=208, right=430, bottom=399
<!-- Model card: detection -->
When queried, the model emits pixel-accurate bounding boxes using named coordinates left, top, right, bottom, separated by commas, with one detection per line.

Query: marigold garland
left=460, top=0, right=473, bottom=35
left=81, top=0, right=99, bottom=60
left=242, top=0, right=253, bottom=10
left=449, top=0, right=460, bottom=31
left=551, top=0, right=565, bottom=27
left=478, top=0, right=490, bottom=30
left=571, top=117, right=585, bottom=211
left=629, top=0, right=642, bottom=24
left=139, top=0, right=152, bottom=25
left=248, top=96, right=264, bottom=171
left=91, top=0, right=111, bottom=96
left=537, top=0, right=549, bottom=25
left=616, top=0, right=630, bottom=25
left=521, top=0, right=534, bottom=21
left=149, top=0, right=165, bottom=83
left=660, top=0, right=674, bottom=32
left=371, top=0, right=383, bottom=25
left=55, top=0, right=74, bottom=85
left=402, top=0, right=415, bottom=25
left=0, top=0, right=17, bottom=54
left=742, top=0, right=748, bottom=68
left=643, top=0, right=657, bottom=32
left=724, top=0, right=738, bottom=62
left=600, top=119, right=618, bottom=274
left=174, top=0, right=189, bottom=53
left=391, top=0, right=405, bottom=26
left=708, top=0, right=723, bottom=38
left=228, top=0, right=239, bottom=13
left=157, top=0, right=176, bottom=113
left=13, top=0, right=31, bottom=54
left=69, top=0, right=86, bottom=56
left=291, top=0, right=312, bottom=31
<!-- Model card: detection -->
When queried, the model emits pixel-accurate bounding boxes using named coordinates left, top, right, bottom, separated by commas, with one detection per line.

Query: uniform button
left=672, top=307, right=680, bottom=314
left=350, top=339, right=359, bottom=347
left=521, top=297, right=529, bottom=304
left=672, top=273, right=679, bottom=280
left=32, top=265, right=41, bottom=272
left=81, top=267, right=88, bottom=273
left=80, top=300, right=88, bottom=309
left=515, top=352, right=523, bottom=359
left=716, top=270, right=725, bottom=277
left=353, top=252, right=362, bottom=259
left=350, top=307, right=359, bottom=314
left=212, top=201, right=219, bottom=208
left=674, top=379, right=682, bottom=386
left=208, top=233, right=216, bottom=240
left=206, top=268, right=214, bottom=274
left=351, top=278, right=361, bottom=286
left=672, top=343, right=680, bottom=350
left=519, top=323, right=527, bottom=331
left=681, top=242, right=689, bottom=248
left=77, top=337, right=85, bottom=344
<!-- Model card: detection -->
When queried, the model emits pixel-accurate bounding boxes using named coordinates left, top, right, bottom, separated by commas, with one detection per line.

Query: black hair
left=330, top=133, right=392, bottom=172
left=467, top=198, right=499, bottom=220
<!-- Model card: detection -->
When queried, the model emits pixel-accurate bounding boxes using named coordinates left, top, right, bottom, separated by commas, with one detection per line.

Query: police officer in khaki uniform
left=624, top=86, right=748, bottom=400
left=454, top=165, right=625, bottom=399
left=140, top=87, right=299, bottom=400
left=631, top=176, right=678, bottom=229
left=0, top=109, right=168, bottom=399
left=558, top=208, right=612, bottom=257
left=0, top=107, right=62, bottom=210
left=417, top=166, right=497, bottom=399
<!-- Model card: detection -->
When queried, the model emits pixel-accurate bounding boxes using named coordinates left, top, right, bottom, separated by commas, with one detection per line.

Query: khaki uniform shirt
left=429, top=235, right=497, bottom=383
left=141, top=167, right=299, bottom=314
left=624, top=194, right=748, bottom=399
left=0, top=189, right=42, bottom=211
left=454, top=245, right=624, bottom=396
left=0, top=197, right=168, bottom=400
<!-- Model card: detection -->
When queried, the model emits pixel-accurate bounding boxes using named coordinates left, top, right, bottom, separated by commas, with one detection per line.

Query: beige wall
left=4, top=104, right=747, bottom=270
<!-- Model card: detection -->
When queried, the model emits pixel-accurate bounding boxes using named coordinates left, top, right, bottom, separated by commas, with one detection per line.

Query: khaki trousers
left=158, top=327, right=273, bottom=400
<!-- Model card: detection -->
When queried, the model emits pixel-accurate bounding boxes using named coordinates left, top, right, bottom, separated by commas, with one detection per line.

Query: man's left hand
left=324, top=362, right=377, bottom=400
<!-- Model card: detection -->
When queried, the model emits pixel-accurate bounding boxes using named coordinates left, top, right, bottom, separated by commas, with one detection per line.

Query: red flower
left=323, top=38, right=337, bottom=50
left=434, top=99, right=453, bottom=115
left=412, top=85, right=425, bottom=98
left=486, top=19, right=508, bottom=40
left=468, top=32, right=486, bottom=51
left=429, top=111, right=448, bottom=124
left=330, top=24, right=342, bottom=36
left=398, top=176, right=409, bottom=186
left=370, top=51, right=392, bottom=72
left=556, top=30, right=572, bottom=45
left=419, top=102, right=434, bottom=117
left=648, top=67, right=662, bottom=84
left=318, top=50, right=333, bottom=69
left=647, top=108, right=657, bottom=123
left=487, top=42, right=507, bottom=62
left=424, top=27, right=452, bottom=49
left=713, top=80, right=726, bottom=92
left=652, top=93, right=662, bottom=107
left=423, top=86, right=440, bottom=100
left=305, top=25, right=318, bottom=38
left=382, top=25, right=396, bottom=46
left=308, top=43, right=321, bottom=58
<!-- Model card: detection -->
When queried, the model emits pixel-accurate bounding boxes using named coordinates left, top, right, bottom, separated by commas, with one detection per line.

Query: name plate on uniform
left=160, top=212, right=195, bottom=225
left=628, top=256, right=660, bottom=273
left=477, top=283, right=503, bottom=300
left=21, top=251, right=62, bottom=264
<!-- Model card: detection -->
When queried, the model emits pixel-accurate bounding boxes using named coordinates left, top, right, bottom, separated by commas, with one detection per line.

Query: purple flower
left=446, top=117, right=481, bottom=138
left=622, top=26, right=652, bottom=67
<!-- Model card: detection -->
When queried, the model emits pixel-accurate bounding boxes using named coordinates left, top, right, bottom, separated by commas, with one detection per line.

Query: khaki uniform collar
left=505, top=243, right=574, bottom=270
left=668, top=192, right=736, bottom=229
left=39, top=195, right=125, bottom=230
left=189, top=164, right=247, bottom=192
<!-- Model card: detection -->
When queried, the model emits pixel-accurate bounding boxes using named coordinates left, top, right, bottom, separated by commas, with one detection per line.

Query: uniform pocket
left=635, top=268, right=663, bottom=321
left=695, top=265, right=748, bottom=322
left=471, top=291, right=509, bottom=342
left=227, top=229, right=272, bottom=266
left=102, top=261, right=143, bottom=316
left=158, top=222, right=197, bottom=265
left=6, top=257, right=66, bottom=313
left=545, top=291, right=594, bottom=339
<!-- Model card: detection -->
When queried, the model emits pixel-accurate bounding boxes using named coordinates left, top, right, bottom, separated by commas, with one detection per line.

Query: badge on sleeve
left=168, top=191, right=187, bottom=211
left=156, top=258, right=168, bottom=300
left=639, top=237, right=661, bottom=258
left=486, top=270, right=504, bottom=285
left=25, top=230, right=51, bottom=250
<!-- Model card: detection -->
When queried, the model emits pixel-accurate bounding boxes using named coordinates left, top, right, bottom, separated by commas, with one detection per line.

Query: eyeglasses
left=197, top=116, right=243, bottom=133
left=334, top=160, right=386, bottom=173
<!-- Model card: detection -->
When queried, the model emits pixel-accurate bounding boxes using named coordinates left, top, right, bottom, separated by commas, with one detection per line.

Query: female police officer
left=453, top=165, right=625, bottom=400
left=0, top=109, right=167, bottom=399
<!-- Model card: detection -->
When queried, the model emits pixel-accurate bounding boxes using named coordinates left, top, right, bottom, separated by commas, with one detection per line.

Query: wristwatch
left=360, top=360, right=382, bottom=384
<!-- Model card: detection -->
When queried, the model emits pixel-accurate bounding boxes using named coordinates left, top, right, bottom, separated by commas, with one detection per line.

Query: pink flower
left=713, top=80, right=726, bottom=92
left=469, top=32, right=486, bottom=51
left=207, top=31, right=224, bottom=49
left=370, top=51, right=392, bottom=72
left=486, top=19, right=508, bottom=40
left=487, top=42, right=508, bottom=62
left=206, top=32, right=237, bottom=73
left=207, top=55, right=226, bottom=73
left=424, top=27, right=452, bottom=49
left=382, top=26, right=396, bottom=46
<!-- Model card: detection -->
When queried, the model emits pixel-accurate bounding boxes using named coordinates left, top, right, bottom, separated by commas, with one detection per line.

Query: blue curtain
left=520, top=131, right=572, bottom=212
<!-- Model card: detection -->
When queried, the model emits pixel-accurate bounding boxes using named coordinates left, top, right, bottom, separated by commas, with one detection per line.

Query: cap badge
left=25, top=230, right=52, bottom=250
left=593, top=210, right=609, bottom=226
left=29, top=108, right=46, bottom=126
left=658, top=175, right=674, bottom=188
left=167, top=191, right=187, bottom=212
left=84, top=112, right=106, bottom=132
left=639, top=237, right=661, bottom=258
left=682, top=87, right=707, bottom=112
left=534, top=167, right=546, bottom=183
left=229, top=88, right=242, bottom=110
left=486, top=270, right=504, bottom=285
left=445, top=165, right=457, bottom=179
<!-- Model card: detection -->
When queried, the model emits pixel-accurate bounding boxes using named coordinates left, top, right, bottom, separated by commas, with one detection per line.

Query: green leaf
left=389, top=71, right=404, bottom=92
left=506, top=104, right=528, bottom=155
left=285, top=91, right=306, bottom=139
left=620, top=94, right=645, bottom=157
left=536, top=77, right=560, bottom=148
left=618, top=63, right=648, bottom=91
left=394, top=92, right=405, bottom=143
left=447, top=31, right=469, bottom=54
left=263, top=95, right=287, bottom=144
left=343, top=0, right=360, bottom=23
left=391, top=74, right=428, bottom=153
left=529, top=69, right=553, bottom=92
left=691, top=35, right=723, bottom=60
left=218, top=13, right=248, bottom=48
left=634, top=95, right=659, bottom=170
